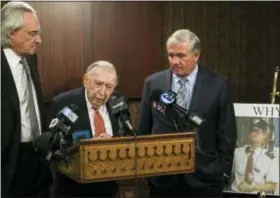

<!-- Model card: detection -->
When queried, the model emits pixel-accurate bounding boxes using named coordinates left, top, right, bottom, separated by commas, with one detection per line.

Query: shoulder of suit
left=145, top=69, right=169, bottom=82
left=53, top=87, right=84, bottom=103
left=198, top=66, right=227, bottom=81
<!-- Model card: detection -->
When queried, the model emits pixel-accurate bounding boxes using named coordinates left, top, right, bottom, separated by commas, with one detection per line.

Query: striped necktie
left=176, top=78, right=188, bottom=109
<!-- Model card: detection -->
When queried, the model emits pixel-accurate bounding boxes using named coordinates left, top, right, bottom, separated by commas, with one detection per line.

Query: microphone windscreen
left=34, top=132, right=54, bottom=151
left=150, top=89, right=164, bottom=102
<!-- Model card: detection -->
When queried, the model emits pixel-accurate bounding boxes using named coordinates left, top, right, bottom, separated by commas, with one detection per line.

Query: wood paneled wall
left=4, top=2, right=279, bottom=127
left=161, top=1, right=280, bottom=103
left=28, top=2, right=163, bottom=101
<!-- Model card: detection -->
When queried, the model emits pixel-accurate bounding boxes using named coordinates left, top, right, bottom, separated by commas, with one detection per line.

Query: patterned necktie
left=21, top=58, right=40, bottom=139
left=244, top=150, right=254, bottom=184
left=94, top=109, right=106, bottom=137
left=176, top=78, right=188, bottom=109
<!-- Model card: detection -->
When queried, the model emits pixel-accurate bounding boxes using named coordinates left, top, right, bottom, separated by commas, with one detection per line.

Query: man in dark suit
left=1, top=1, right=51, bottom=197
left=138, top=29, right=237, bottom=197
left=46, top=60, right=129, bottom=197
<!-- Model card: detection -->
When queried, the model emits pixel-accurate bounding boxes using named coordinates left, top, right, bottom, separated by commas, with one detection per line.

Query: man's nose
left=170, top=56, right=179, bottom=64
left=36, top=34, right=42, bottom=44
left=98, top=85, right=106, bottom=95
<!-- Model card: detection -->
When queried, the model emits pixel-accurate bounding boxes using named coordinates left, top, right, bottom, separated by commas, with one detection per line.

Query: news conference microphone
left=151, top=89, right=205, bottom=128
left=49, top=104, right=80, bottom=134
left=107, top=95, right=135, bottom=136
left=33, top=132, right=53, bottom=151
left=34, top=104, right=80, bottom=161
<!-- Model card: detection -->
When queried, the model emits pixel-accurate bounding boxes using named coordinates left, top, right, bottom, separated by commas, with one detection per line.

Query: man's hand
left=96, top=133, right=112, bottom=139
left=237, top=181, right=254, bottom=192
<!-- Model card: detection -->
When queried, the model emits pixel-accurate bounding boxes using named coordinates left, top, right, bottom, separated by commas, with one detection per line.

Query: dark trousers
left=9, top=142, right=52, bottom=197
left=149, top=175, right=224, bottom=198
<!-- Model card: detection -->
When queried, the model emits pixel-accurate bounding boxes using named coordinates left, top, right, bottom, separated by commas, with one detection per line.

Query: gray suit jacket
left=138, top=67, right=237, bottom=188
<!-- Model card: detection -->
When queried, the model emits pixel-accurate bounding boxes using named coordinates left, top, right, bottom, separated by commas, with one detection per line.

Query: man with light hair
left=138, top=29, right=237, bottom=197
left=1, top=1, right=51, bottom=197
left=46, top=60, right=130, bottom=197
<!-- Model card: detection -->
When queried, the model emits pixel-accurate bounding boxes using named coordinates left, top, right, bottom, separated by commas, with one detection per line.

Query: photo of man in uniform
left=230, top=118, right=279, bottom=195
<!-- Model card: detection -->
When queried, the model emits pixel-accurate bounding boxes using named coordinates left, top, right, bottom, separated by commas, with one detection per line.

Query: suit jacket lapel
left=76, top=87, right=93, bottom=138
left=189, top=67, right=206, bottom=112
left=1, top=49, right=20, bottom=114
left=163, top=69, right=172, bottom=91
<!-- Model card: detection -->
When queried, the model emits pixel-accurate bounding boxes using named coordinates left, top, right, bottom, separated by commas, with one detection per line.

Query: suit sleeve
left=217, top=79, right=237, bottom=178
left=138, top=78, right=153, bottom=135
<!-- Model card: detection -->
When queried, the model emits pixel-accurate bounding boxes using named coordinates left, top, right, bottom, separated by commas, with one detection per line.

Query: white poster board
left=224, top=103, right=279, bottom=195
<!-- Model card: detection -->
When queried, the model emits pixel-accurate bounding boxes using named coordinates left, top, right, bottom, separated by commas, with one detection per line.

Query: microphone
left=33, top=132, right=54, bottom=151
left=34, top=104, right=80, bottom=160
left=150, top=89, right=205, bottom=128
left=107, top=95, right=135, bottom=136
left=50, top=104, right=79, bottom=135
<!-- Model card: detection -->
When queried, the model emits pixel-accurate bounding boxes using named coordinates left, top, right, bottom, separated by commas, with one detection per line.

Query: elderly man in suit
left=1, top=1, right=52, bottom=197
left=138, top=29, right=237, bottom=197
left=47, top=60, right=129, bottom=197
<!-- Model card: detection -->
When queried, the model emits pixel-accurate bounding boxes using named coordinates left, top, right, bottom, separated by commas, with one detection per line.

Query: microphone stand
left=130, top=128, right=139, bottom=198
left=59, top=132, right=71, bottom=170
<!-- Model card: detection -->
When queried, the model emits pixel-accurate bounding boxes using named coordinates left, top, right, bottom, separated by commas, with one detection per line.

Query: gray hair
left=166, top=29, right=201, bottom=55
left=1, top=1, right=37, bottom=48
left=86, top=60, right=118, bottom=84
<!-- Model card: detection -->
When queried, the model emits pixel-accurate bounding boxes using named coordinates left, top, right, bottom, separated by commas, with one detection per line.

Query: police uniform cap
left=249, top=118, right=268, bottom=133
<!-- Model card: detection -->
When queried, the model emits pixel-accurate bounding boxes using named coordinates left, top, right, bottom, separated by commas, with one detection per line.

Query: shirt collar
left=84, top=89, right=106, bottom=112
left=246, top=145, right=265, bottom=155
left=3, top=48, right=22, bottom=68
left=253, top=147, right=265, bottom=155
left=172, top=64, right=198, bottom=86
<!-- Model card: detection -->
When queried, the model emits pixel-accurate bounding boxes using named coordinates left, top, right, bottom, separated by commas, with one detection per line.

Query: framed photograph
left=224, top=103, right=279, bottom=196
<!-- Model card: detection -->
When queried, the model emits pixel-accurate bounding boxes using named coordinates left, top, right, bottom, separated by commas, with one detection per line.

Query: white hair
left=166, top=29, right=201, bottom=55
left=1, top=1, right=37, bottom=48
left=86, top=60, right=118, bottom=84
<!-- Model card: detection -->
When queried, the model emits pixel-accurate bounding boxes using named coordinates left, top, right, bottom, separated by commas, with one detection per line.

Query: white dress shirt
left=85, top=90, right=113, bottom=137
left=4, top=48, right=42, bottom=142
left=172, top=64, right=198, bottom=110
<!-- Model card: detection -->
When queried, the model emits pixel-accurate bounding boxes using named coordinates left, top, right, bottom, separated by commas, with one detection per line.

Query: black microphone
left=150, top=89, right=205, bottom=128
left=50, top=104, right=80, bottom=134
left=34, top=104, right=80, bottom=153
left=107, top=95, right=135, bottom=136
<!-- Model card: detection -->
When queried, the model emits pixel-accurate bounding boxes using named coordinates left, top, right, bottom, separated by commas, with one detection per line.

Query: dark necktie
left=21, top=58, right=40, bottom=139
left=94, top=109, right=106, bottom=137
left=244, top=150, right=254, bottom=184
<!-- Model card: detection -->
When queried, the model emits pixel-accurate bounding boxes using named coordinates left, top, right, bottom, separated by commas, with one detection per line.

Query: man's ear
left=194, top=53, right=200, bottom=62
left=83, top=74, right=89, bottom=87
left=8, top=30, right=15, bottom=40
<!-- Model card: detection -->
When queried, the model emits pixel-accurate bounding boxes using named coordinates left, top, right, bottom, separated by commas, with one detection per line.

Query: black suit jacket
left=138, top=67, right=237, bottom=188
left=1, top=49, right=45, bottom=196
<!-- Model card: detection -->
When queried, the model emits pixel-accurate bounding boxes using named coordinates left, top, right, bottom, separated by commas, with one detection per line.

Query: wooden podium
left=57, top=132, right=196, bottom=198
